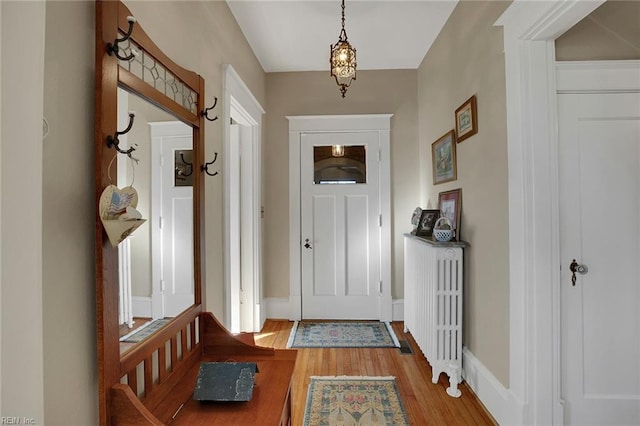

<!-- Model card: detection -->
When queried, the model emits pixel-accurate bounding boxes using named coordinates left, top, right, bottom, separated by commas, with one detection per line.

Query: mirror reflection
left=116, top=87, right=195, bottom=354
left=313, top=145, right=367, bottom=184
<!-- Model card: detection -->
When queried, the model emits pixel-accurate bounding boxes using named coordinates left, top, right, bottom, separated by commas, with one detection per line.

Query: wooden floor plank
left=257, top=319, right=497, bottom=426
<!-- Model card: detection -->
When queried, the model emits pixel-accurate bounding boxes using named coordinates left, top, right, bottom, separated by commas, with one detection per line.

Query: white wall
left=0, top=1, right=46, bottom=423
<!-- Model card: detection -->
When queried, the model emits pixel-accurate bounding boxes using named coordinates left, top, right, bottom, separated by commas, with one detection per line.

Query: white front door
left=300, top=131, right=381, bottom=319
left=558, top=91, right=640, bottom=425
left=151, top=122, right=194, bottom=318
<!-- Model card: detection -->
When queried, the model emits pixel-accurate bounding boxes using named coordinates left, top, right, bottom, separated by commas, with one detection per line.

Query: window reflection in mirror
left=116, top=88, right=195, bottom=354
left=313, top=145, right=366, bottom=184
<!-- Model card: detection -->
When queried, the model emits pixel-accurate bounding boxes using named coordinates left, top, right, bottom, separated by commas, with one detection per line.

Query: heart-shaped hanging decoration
left=99, top=184, right=146, bottom=247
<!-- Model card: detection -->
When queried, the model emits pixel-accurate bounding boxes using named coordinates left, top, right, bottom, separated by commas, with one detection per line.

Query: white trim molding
left=132, top=296, right=152, bottom=318
left=392, top=299, right=404, bottom=322
left=264, top=298, right=405, bottom=323
left=495, top=1, right=605, bottom=424
left=462, top=347, right=509, bottom=425
left=222, top=64, right=265, bottom=333
left=263, top=297, right=292, bottom=321
left=287, top=114, right=393, bottom=322
left=556, top=60, right=640, bottom=94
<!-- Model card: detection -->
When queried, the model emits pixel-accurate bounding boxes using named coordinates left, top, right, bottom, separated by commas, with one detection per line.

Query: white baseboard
left=132, top=296, right=151, bottom=318
left=263, top=297, right=292, bottom=320
left=462, top=347, right=510, bottom=425
left=392, top=299, right=404, bottom=322
left=263, top=297, right=404, bottom=322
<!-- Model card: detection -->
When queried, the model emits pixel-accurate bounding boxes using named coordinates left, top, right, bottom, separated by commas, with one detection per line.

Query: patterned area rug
left=303, top=376, right=409, bottom=426
left=120, top=318, right=171, bottom=343
left=287, top=321, right=400, bottom=348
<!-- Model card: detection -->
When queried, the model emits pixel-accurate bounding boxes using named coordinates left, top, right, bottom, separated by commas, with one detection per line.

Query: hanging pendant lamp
left=330, top=0, right=356, bottom=98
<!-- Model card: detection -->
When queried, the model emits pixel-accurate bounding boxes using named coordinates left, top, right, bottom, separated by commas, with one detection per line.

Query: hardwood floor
left=255, top=320, right=497, bottom=426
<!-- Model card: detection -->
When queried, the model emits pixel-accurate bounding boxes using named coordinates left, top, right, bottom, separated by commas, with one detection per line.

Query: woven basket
left=433, top=217, right=453, bottom=242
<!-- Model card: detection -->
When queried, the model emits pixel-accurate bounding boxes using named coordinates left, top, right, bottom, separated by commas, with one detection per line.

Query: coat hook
left=201, top=97, right=218, bottom=122
left=106, top=16, right=137, bottom=61
left=107, top=112, right=138, bottom=161
left=201, top=152, right=219, bottom=176
left=177, top=153, right=194, bottom=177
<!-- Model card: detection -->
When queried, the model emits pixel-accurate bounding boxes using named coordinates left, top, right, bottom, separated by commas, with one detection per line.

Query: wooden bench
left=110, top=311, right=296, bottom=425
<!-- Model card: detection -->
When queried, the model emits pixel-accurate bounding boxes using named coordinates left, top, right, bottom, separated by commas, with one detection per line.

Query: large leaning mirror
left=95, top=1, right=205, bottom=422
left=116, top=88, right=196, bottom=354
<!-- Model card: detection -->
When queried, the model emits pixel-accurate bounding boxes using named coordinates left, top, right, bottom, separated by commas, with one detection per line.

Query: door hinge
left=379, top=281, right=383, bottom=293
left=379, top=214, right=382, bottom=227
left=159, top=216, right=163, bottom=229
left=160, top=279, right=165, bottom=293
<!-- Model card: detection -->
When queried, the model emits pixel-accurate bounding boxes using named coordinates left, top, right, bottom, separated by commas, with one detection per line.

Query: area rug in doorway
left=120, top=318, right=171, bottom=343
left=303, top=376, right=409, bottom=426
left=286, top=321, right=400, bottom=348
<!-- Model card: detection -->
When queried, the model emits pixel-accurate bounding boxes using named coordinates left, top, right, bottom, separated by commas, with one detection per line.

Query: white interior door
left=559, top=91, right=640, bottom=425
left=151, top=123, right=194, bottom=318
left=300, top=132, right=381, bottom=319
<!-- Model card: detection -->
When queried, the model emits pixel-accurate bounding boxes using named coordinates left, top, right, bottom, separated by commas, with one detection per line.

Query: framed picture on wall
left=455, top=95, right=478, bottom=142
left=438, top=189, right=462, bottom=238
left=431, top=130, right=457, bottom=185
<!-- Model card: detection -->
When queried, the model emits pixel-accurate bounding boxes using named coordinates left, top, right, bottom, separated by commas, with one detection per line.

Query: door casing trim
left=287, top=115, right=393, bottom=321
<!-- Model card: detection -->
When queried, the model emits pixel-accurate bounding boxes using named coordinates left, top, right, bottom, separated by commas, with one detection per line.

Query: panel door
left=300, top=131, right=381, bottom=319
left=559, top=91, right=640, bottom=425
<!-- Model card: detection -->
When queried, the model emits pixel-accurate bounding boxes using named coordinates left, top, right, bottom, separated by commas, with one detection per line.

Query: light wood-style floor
left=255, top=320, right=497, bottom=426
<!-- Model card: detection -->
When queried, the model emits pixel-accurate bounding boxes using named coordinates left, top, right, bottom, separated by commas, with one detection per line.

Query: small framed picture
left=431, top=130, right=457, bottom=185
left=438, top=189, right=462, bottom=238
left=416, top=209, right=440, bottom=237
left=455, top=95, right=478, bottom=142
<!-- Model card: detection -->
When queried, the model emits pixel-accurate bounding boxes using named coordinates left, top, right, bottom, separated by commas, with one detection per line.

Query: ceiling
left=225, top=0, right=459, bottom=73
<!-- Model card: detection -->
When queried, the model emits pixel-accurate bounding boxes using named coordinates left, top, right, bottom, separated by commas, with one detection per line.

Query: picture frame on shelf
left=431, top=130, right=457, bottom=185
left=438, top=189, right=462, bottom=239
left=455, top=95, right=478, bottom=142
left=416, top=209, right=440, bottom=237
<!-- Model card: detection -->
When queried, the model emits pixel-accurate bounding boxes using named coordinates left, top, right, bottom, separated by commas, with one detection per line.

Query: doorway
left=150, top=121, right=195, bottom=319
left=300, top=132, right=382, bottom=319
left=557, top=64, right=640, bottom=425
left=495, top=2, right=618, bottom=423
left=288, top=115, right=393, bottom=321
left=223, top=64, right=265, bottom=333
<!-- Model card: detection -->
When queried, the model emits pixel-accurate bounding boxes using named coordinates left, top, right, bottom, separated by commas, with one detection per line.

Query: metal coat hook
left=201, top=152, right=219, bottom=176
left=201, top=97, right=219, bottom=122
left=106, top=16, right=137, bottom=61
left=177, top=153, right=194, bottom=177
left=106, top=113, right=138, bottom=161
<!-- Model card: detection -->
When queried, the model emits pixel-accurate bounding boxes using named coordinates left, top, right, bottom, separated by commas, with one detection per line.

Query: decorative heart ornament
left=99, top=185, right=147, bottom=247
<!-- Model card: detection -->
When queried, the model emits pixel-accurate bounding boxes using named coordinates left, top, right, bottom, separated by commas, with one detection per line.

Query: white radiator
left=404, top=234, right=464, bottom=397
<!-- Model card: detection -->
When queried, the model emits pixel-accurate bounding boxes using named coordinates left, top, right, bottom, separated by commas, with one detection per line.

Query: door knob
left=569, top=259, right=588, bottom=286
left=304, top=238, right=312, bottom=249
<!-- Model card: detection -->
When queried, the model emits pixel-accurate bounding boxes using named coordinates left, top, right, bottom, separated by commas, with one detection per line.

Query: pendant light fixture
left=332, top=144, right=345, bottom=157
left=330, top=0, right=356, bottom=98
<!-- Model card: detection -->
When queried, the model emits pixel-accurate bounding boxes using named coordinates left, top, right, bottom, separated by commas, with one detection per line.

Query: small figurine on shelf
left=410, top=207, right=422, bottom=235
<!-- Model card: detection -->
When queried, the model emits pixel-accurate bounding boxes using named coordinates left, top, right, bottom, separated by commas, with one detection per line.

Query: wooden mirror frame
left=96, top=3, right=296, bottom=425
left=95, top=1, right=205, bottom=424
